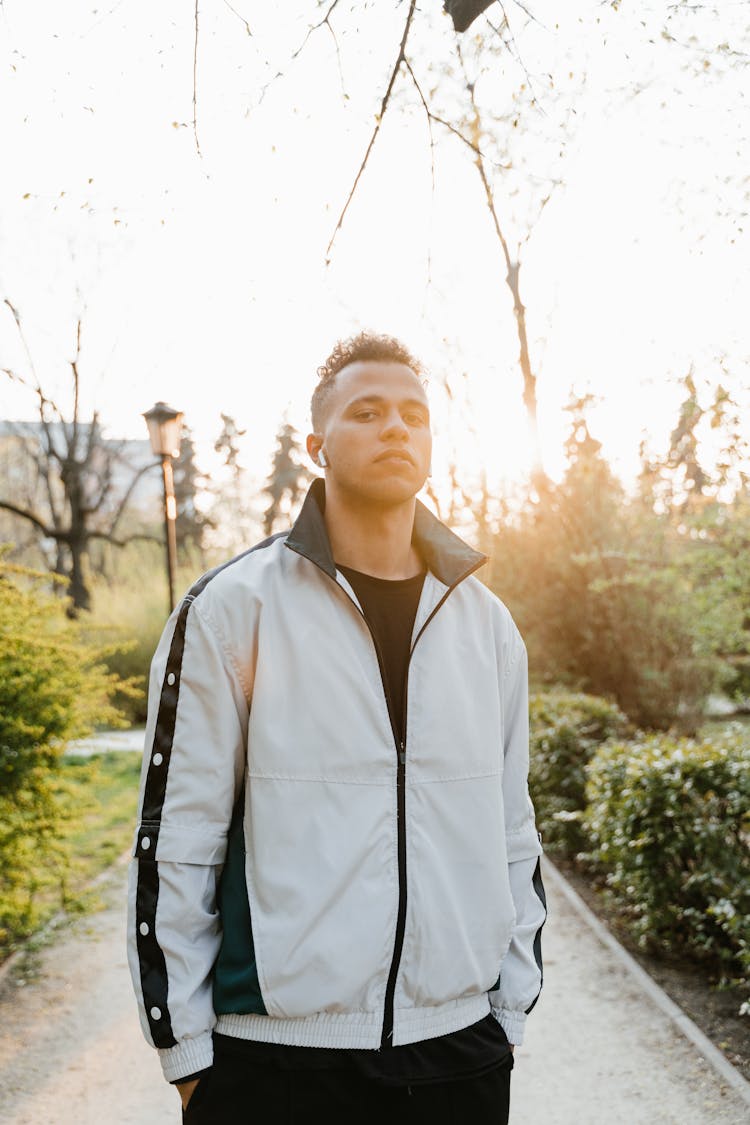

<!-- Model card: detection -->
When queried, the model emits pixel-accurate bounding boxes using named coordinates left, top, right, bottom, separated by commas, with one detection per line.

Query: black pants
left=182, top=1035, right=513, bottom=1125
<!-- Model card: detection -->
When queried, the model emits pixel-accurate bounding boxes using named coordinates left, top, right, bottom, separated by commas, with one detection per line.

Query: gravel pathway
left=1, top=859, right=748, bottom=1124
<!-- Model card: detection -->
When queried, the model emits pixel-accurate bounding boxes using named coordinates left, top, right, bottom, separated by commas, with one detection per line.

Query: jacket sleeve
left=489, top=621, right=547, bottom=1046
left=126, top=593, right=249, bottom=1083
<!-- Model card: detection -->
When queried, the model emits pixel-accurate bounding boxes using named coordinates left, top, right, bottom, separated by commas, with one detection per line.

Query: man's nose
left=380, top=410, right=409, bottom=440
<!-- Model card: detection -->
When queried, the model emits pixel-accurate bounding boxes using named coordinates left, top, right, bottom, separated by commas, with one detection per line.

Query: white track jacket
left=127, top=481, right=546, bottom=1083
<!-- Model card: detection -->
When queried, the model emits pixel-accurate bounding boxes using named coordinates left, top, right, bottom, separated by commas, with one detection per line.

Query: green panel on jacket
left=213, top=790, right=267, bottom=1015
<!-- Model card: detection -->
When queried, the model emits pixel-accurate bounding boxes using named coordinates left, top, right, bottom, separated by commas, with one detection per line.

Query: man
left=127, top=331, right=546, bottom=1124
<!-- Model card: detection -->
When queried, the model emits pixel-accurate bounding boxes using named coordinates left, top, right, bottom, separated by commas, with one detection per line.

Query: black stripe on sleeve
left=134, top=593, right=194, bottom=1047
left=142, top=598, right=192, bottom=823
left=524, top=857, right=547, bottom=1015
left=136, top=857, right=177, bottom=1047
left=133, top=530, right=288, bottom=1049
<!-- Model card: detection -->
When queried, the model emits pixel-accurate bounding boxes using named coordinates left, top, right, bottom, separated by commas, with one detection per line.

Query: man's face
left=310, top=360, right=432, bottom=507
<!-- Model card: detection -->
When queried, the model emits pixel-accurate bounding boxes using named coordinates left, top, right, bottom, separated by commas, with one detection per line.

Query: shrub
left=584, top=727, right=750, bottom=991
left=0, top=556, right=132, bottom=952
left=528, top=691, right=628, bottom=854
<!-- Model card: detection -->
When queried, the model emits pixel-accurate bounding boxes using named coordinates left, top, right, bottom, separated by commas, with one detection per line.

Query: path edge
left=0, top=847, right=131, bottom=991
left=544, top=857, right=750, bottom=1107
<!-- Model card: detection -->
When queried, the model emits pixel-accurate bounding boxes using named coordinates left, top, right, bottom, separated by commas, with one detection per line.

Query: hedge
left=528, top=691, right=628, bottom=853
left=584, top=727, right=750, bottom=989
left=0, top=557, right=134, bottom=952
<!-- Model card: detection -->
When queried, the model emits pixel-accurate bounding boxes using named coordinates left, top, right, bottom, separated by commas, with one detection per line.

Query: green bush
left=584, top=727, right=750, bottom=989
left=0, top=556, right=132, bottom=952
left=528, top=691, right=628, bottom=854
left=0, top=559, right=127, bottom=792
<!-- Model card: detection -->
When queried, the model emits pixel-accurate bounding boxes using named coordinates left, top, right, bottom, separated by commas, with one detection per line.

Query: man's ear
left=306, top=432, right=324, bottom=467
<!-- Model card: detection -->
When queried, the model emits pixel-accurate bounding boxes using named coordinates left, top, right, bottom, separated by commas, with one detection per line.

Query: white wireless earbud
left=318, top=450, right=328, bottom=468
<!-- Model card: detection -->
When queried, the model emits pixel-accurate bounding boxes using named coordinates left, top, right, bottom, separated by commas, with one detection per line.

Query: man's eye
left=404, top=413, right=426, bottom=425
left=355, top=411, right=376, bottom=421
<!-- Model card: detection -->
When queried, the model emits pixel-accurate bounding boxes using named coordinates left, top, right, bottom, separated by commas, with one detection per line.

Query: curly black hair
left=311, top=331, right=425, bottom=432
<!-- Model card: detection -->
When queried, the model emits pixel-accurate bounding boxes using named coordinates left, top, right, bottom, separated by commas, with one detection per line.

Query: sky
left=0, top=0, right=748, bottom=507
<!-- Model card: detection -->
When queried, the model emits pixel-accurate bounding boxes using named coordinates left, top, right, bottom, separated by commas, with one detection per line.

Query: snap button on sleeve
left=152, top=753, right=163, bottom=766
left=167, top=672, right=176, bottom=686
left=141, top=836, right=151, bottom=851
left=150, top=1006, right=162, bottom=1020
left=139, top=922, right=150, bottom=936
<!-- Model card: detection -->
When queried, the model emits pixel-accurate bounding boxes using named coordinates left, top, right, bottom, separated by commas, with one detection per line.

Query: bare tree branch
left=84, top=410, right=102, bottom=465
left=80, top=0, right=126, bottom=38
left=106, top=459, right=159, bottom=537
left=403, top=56, right=509, bottom=168
left=290, top=0, right=342, bottom=63
left=3, top=299, right=41, bottom=392
left=2, top=303, right=176, bottom=609
left=69, top=318, right=82, bottom=457
left=193, top=0, right=202, bottom=157
left=508, top=0, right=545, bottom=30
left=88, top=530, right=162, bottom=548
left=38, top=453, right=63, bottom=529
left=222, top=0, right=252, bottom=36
left=492, top=5, right=545, bottom=113
left=456, top=41, right=547, bottom=486
left=0, top=499, right=56, bottom=537
left=325, top=0, right=418, bottom=263
left=324, top=11, right=347, bottom=101
left=2, top=301, right=65, bottom=462
left=255, top=2, right=347, bottom=114
left=402, top=58, right=436, bottom=288
left=82, top=451, right=115, bottom=516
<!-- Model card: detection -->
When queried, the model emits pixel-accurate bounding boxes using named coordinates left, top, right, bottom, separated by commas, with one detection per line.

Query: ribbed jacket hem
left=158, top=1029, right=214, bottom=1082
left=216, top=994, right=491, bottom=1049
left=494, top=1006, right=526, bottom=1045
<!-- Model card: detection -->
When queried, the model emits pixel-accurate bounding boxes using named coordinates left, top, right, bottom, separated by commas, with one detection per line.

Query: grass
left=0, top=749, right=143, bottom=961
left=88, top=544, right=205, bottom=724
left=63, top=750, right=143, bottom=877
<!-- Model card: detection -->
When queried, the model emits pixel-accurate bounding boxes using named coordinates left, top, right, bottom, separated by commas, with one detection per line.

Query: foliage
left=638, top=376, right=750, bottom=710
left=490, top=396, right=729, bottom=731
left=210, top=414, right=261, bottom=556
left=0, top=558, right=135, bottom=954
left=0, top=761, right=87, bottom=953
left=584, top=727, right=750, bottom=993
left=0, top=751, right=142, bottom=958
left=174, top=424, right=214, bottom=565
left=528, top=691, right=628, bottom=855
left=262, top=419, right=312, bottom=536
left=0, top=556, right=129, bottom=793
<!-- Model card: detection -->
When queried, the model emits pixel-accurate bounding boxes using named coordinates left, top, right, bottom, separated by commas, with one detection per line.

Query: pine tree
left=211, top=414, right=259, bottom=556
left=262, top=420, right=312, bottom=536
left=173, top=425, right=213, bottom=564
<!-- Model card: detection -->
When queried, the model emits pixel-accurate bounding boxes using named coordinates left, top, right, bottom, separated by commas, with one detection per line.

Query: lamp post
left=143, top=401, right=184, bottom=614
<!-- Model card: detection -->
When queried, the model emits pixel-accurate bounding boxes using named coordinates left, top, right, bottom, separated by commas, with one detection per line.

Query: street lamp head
left=143, top=401, right=184, bottom=459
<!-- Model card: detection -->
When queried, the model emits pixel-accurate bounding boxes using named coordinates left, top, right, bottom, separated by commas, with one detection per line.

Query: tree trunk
left=67, top=538, right=91, bottom=615
left=505, top=259, right=546, bottom=495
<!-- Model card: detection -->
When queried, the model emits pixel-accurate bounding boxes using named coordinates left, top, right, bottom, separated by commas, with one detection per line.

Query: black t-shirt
left=190, top=562, right=511, bottom=1087
left=338, top=563, right=424, bottom=748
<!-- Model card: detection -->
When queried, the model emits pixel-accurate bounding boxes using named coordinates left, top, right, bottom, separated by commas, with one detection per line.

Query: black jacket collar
left=285, top=478, right=486, bottom=589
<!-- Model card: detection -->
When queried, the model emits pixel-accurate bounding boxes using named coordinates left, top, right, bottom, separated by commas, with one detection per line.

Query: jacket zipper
left=328, top=565, right=485, bottom=1048
left=330, top=588, right=413, bottom=1048
left=378, top=585, right=479, bottom=1047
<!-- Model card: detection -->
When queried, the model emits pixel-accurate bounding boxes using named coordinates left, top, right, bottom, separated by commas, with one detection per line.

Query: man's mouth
left=375, top=450, right=414, bottom=465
